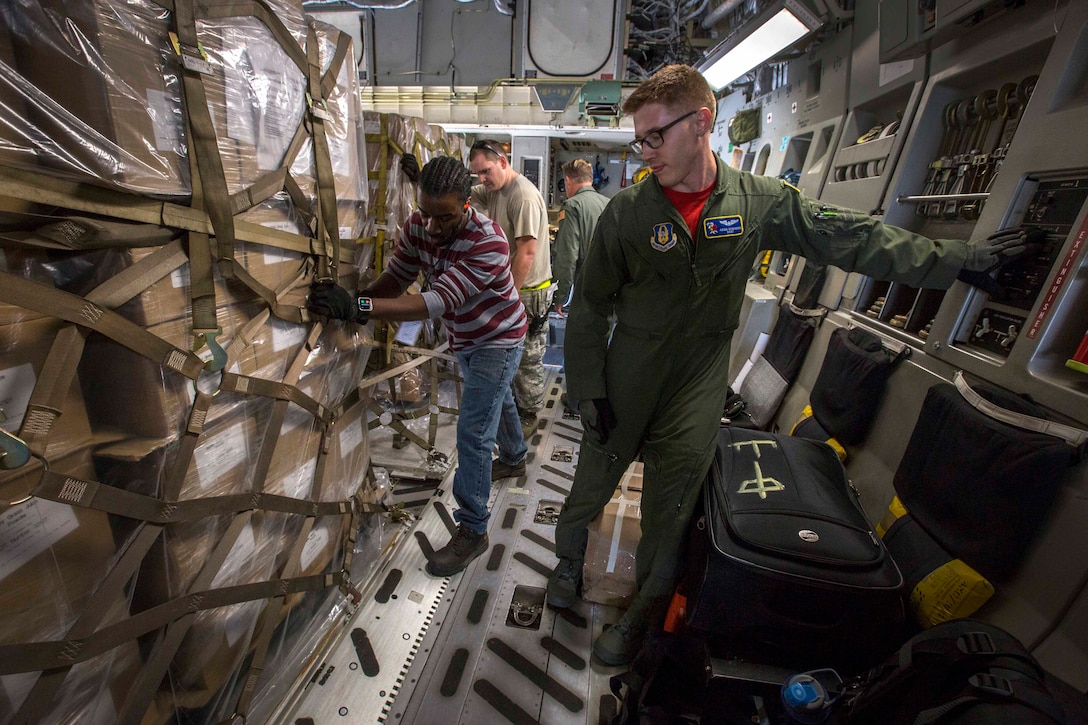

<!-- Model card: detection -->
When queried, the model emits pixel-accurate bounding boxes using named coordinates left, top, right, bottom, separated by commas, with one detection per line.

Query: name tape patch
left=704, top=215, right=743, bottom=238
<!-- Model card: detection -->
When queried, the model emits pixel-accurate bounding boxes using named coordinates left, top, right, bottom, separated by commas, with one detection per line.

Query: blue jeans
left=452, top=342, right=527, bottom=534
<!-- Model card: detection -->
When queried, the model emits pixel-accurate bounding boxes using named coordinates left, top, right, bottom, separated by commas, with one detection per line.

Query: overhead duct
left=701, top=0, right=747, bottom=30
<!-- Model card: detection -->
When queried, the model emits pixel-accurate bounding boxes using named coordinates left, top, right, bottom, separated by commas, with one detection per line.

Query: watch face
left=358, top=297, right=373, bottom=313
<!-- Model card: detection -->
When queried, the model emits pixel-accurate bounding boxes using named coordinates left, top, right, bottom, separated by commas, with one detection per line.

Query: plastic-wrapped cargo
left=1, top=216, right=377, bottom=723
left=84, top=300, right=373, bottom=719
left=361, top=111, right=467, bottom=269
left=0, top=6, right=399, bottom=715
left=0, top=302, right=142, bottom=722
left=0, top=0, right=309, bottom=199
left=241, top=19, right=369, bottom=242
left=0, top=445, right=141, bottom=725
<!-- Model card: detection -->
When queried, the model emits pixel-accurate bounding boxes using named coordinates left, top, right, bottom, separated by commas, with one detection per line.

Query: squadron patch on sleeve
left=650, top=222, right=678, bottom=252
left=704, top=215, right=744, bottom=238
left=558, top=210, right=565, bottom=222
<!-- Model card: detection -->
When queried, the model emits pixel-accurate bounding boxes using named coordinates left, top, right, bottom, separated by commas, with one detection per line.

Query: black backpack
left=838, top=619, right=1082, bottom=724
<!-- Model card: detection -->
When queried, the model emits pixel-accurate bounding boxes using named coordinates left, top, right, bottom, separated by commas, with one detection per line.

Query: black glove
left=307, top=281, right=368, bottom=322
left=579, top=398, right=617, bottom=444
left=400, top=152, right=420, bottom=184
left=962, top=227, right=1046, bottom=272
left=958, top=227, right=1046, bottom=294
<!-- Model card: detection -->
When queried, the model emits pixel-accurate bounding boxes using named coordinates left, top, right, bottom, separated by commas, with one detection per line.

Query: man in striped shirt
left=308, top=155, right=528, bottom=577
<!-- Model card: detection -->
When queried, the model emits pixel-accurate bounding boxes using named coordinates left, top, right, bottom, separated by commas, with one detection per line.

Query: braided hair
left=420, top=155, right=472, bottom=203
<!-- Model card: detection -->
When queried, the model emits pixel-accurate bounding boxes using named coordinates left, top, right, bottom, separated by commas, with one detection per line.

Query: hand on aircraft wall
left=957, top=226, right=1046, bottom=294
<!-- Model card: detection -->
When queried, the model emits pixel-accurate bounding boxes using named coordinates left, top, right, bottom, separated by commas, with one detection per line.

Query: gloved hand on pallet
left=307, top=280, right=370, bottom=323
left=579, top=398, right=617, bottom=444
left=400, top=152, right=420, bottom=183
left=957, top=226, right=1046, bottom=294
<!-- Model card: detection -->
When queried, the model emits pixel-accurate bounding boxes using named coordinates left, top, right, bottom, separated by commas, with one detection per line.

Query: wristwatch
left=356, top=296, right=373, bottom=321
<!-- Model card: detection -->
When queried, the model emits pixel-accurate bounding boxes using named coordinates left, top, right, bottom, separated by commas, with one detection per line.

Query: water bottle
left=780, top=670, right=836, bottom=724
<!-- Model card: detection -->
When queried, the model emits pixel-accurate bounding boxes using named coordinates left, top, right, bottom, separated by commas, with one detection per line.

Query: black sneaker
left=426, top=525, right=488, bottom=577
left=491, top=458, right=526, bottom=481
left=547, top=557, right=582, bottom=608
left=593, top=615, right=646, bottom=666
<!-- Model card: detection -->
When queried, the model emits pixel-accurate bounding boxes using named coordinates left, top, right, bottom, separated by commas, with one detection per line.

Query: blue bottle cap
left=784, top=679, right=822, bottom=709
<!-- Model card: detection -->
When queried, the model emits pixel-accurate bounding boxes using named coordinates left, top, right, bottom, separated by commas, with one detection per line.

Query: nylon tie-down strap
left=0, top=273, right=206, bottom=381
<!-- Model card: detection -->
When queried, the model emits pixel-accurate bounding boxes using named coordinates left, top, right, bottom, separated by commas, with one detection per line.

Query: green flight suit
left=553, top=185, right=610, bottom=307
left=559, top=156, right=966, bottom=624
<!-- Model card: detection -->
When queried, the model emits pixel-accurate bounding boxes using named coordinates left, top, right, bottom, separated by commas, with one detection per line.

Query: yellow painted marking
left=737, top=461, right=785, bottom=499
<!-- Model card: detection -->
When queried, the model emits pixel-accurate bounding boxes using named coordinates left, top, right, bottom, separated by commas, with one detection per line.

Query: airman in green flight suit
left=549, top=64, right=1036, bottom=666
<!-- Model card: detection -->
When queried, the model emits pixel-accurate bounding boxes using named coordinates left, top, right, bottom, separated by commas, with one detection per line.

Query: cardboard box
left=582, top=463, right=643, bottom=608
left=80, top=301, right=264, bottom=440
left=1, top=0, right=309, bottom=198
left=100, top=242, right=312, bottom=328
left=100, top=407, right=285, bottom=696
left=129, top=509, right=283, bottom=697
left=321, top=395, right=369, bottom=502
left=261, top=351, right=372, bottom=498
left=92, top=397, right=263, bottom=502
left=0, top=244, right=117, bottom=325
left=3, top=1, right=188, bottom=196
left=99, top=245, right=237, bottom=329
left=264, top=406, right=322, bottom=500
left=198, top=9, right=308, bottom=196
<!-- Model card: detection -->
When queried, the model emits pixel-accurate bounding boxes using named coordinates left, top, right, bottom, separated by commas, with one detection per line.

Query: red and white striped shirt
left=387, top=207, right=527, bottom=352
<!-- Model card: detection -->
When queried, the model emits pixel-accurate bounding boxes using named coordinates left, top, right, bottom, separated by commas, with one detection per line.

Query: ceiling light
left=698, top=0, right=823, bottom=92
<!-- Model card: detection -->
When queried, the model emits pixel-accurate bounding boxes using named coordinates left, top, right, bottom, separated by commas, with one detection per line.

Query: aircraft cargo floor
left=273, top=369, right=630, bottom=724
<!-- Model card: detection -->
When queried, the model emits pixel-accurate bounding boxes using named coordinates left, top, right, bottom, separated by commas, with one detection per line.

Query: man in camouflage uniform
left=469, top=141, right=552, bottom=440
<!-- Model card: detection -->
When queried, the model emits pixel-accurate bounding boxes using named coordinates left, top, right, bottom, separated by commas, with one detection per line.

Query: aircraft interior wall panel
left=518, top=0, right=624, bottom=79
left=730, top=27, right=852, bottom=188
left=368, top=0, right=513, bottom=87
left=850, top=0, right=929, bottom=110
left=767, top=311, right=1088, bottom=690
left=920, top=1, right=1088, bottom=425
left=878, top=6, right=1057, bottom=231
left=827, top=1, right=1088, bottom=418
left=712, top=90, right=749, bottom=165
left=819, top=22, right=927, bottom=217
left=817, top=0, right=927, bottom=218
left=1034, top=583, right=1088, bottom=692
left=739, top=30, right=853, bottom=299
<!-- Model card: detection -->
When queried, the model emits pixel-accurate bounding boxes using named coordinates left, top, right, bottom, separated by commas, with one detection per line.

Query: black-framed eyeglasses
left=629, top=109, right=699, bottom=154
left=471, top=141, right=506, bottom=159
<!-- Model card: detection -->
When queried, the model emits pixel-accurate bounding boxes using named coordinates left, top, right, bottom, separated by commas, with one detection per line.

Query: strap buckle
left=168, top=32, right=213, bottom=75
left=957, top=631, right=997, bottom=656
left=193, top=326, right=228, bottom=373
left=968, top=672, right=1014, bottom=697
left=306, top=91, right=332, bottom=121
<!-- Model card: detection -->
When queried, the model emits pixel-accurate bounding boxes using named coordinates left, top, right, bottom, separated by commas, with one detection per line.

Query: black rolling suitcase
left=686, top=427, right=904, bottom=673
